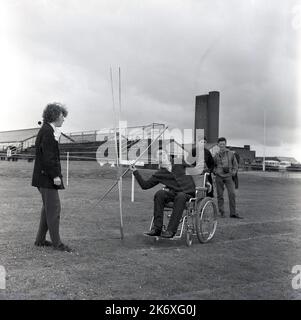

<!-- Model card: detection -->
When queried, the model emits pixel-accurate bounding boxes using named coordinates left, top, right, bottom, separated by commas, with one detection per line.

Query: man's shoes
left=161, top=231, right=176, bottom=238
left=53, top=243, right=72, bottom=252
left=34, top=240, right=53, bottom=247
left=230, top=215, right=243, bottom=219
left=144, top=229, right=161, bottom=237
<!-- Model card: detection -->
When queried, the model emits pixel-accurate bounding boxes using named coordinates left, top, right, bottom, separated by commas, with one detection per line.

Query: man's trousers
left=153, top=190, right=191, bottom=233
left=215, top=175, right=236, bottom=216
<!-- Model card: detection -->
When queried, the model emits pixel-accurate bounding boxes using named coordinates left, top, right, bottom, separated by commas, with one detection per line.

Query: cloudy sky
left=1, top=0, right=301, bottom=160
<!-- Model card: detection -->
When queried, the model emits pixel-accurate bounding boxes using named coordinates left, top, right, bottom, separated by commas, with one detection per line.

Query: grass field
left=1, top=159, right=301, bottom=300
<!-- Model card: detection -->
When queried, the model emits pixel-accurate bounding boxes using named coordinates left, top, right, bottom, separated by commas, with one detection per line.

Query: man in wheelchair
left=130, top=149, right=211, bottom=239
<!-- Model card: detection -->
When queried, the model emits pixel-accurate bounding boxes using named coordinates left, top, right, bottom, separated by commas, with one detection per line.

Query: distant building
left=0, top=128, right=40, bottom=152
left=276, top=157, right=299, bottom=164
left=195, top=91, right=220, bottom=144
left=0, top=123, right=166, bottom=163
left=255, top=156, right=299, bottom=165
left=181, top=143, right=255, bottom=168
left=228, top=145, right=256, bottom=166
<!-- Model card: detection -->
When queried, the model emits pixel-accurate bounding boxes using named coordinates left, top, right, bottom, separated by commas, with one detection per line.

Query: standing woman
left=32, top=103, right=71, bottom=252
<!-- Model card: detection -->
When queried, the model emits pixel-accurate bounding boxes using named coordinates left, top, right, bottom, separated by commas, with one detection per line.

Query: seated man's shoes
left=144, top=228, right=161, bottom=236
left=53, top=243, right=72, bottom=252
left=161, top=230, right=176, bottom=238
left=34, top=240, right=52, bottom=247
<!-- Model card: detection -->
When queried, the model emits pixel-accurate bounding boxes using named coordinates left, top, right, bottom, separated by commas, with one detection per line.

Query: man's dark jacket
left=186, top=146, right=215, bottom=197
left=32, top=123, right=64, bottom=189
left=133, top=164, right=195, bottom=196
left=188, top=146, right=215, bottom=172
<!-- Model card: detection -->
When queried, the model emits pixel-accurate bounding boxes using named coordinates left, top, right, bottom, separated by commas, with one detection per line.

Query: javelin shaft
left=98, top=126, right=168, bottom=203
left=118, top=67, right=124, bottom=239
left=119, top=67, right=122, bottom=115
left=110, top=67, right=119, bottom=167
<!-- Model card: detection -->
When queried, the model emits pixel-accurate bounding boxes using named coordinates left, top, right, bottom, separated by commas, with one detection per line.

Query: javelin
left=97, top=125, right=169, bottom=204
left=109, top=66, right=119, bottom=165
left=117, top=66, right=123, bottom=239
left=110, top=66, right=123, bottom=239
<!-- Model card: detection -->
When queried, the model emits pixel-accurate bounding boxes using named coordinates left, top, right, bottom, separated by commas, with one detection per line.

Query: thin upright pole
left=110, top=67, right=116, bottom=122
left=110, top=66, right=123, bottom=239
left=119, top=67, right=122, bottom=114
left=110, top=67, right=118, bottom=160
left=131, top=173, right=135, bottom=202
left=263, top=109, right=266, bottom=172
left=66, top=152, right=70, bottom=186
left=118, top=67, right=124, bottom=239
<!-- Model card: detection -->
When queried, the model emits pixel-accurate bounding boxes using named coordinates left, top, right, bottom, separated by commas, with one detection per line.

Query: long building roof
left=0, top=123, right=166, bottom=144
left=0, top=128, right=40, bottom=143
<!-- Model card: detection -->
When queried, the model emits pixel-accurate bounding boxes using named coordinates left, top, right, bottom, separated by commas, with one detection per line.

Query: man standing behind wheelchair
left=186, top=136, right=215, bottom=198
left=213, top=137, right=243, bottom=219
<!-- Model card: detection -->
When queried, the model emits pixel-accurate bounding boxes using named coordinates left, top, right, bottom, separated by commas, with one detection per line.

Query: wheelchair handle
left=203, top=172, right=209, bottom=187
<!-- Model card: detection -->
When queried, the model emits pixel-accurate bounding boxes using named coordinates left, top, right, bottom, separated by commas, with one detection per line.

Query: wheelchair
left=148, top=173, right=218, bottom=246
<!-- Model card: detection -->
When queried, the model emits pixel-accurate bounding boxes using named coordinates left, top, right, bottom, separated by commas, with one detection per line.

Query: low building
left=255, top=156, right=299, bottom=165
left=0, top=128, right=40, bottom=153
left=228, top=145, right=256, bottom=166
left=0, top=123, right=166, bottom=163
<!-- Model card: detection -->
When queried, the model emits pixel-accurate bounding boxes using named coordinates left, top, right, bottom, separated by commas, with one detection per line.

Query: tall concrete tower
left=194, top=91, right=220, bottom=144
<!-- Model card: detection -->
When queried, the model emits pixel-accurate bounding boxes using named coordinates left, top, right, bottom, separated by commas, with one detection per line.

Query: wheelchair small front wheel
left=185, top=230, right=193, bottom=247
left=195, top=197, right=218, bottom=243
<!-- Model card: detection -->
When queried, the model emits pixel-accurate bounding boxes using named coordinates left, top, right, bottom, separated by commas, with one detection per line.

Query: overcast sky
left=0, top=0, right=301, bottom=160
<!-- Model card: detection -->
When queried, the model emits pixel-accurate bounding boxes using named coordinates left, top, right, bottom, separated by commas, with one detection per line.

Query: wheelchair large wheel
left=195, top=197, right=218, bottom=243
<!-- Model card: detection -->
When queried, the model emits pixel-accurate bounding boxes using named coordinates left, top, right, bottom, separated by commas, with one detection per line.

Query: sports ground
left=0, top=160, right=301, bottom=300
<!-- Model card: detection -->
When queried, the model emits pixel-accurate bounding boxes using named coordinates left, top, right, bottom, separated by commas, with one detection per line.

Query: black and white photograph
left=0, top=0, right=301, bottom=305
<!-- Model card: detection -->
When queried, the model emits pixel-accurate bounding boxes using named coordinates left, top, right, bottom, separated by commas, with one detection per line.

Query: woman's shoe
left=230, top=215, right=243, bottom=219
left=34, top=240, right=52, bottom=247
left=53, top=243, right=72, bottom=252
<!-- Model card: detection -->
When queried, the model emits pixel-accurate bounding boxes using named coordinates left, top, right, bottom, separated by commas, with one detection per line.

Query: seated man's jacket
left=133, top=164, right=195, bottom=196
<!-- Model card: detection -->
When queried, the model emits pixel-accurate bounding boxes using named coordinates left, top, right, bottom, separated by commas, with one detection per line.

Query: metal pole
left=263, top=109, right=266, bottom=172
left=131, top=173, right=135, bottom=202
left=118, top=124, right=124, bottom=239
left=118, top=67, right=124, bottom=239
left=119, top=67, right=122, bottom=114
left=110, top=66, right=123, bottom=239
left=118, top=177, right=124, bottom=238
left=66, top=152, right=70, bottom=186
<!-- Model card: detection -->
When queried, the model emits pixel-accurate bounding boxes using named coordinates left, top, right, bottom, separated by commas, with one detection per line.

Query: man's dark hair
left=217, top=137, right=227, bottom=144
left=42, top=103, right=68, bottom=123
